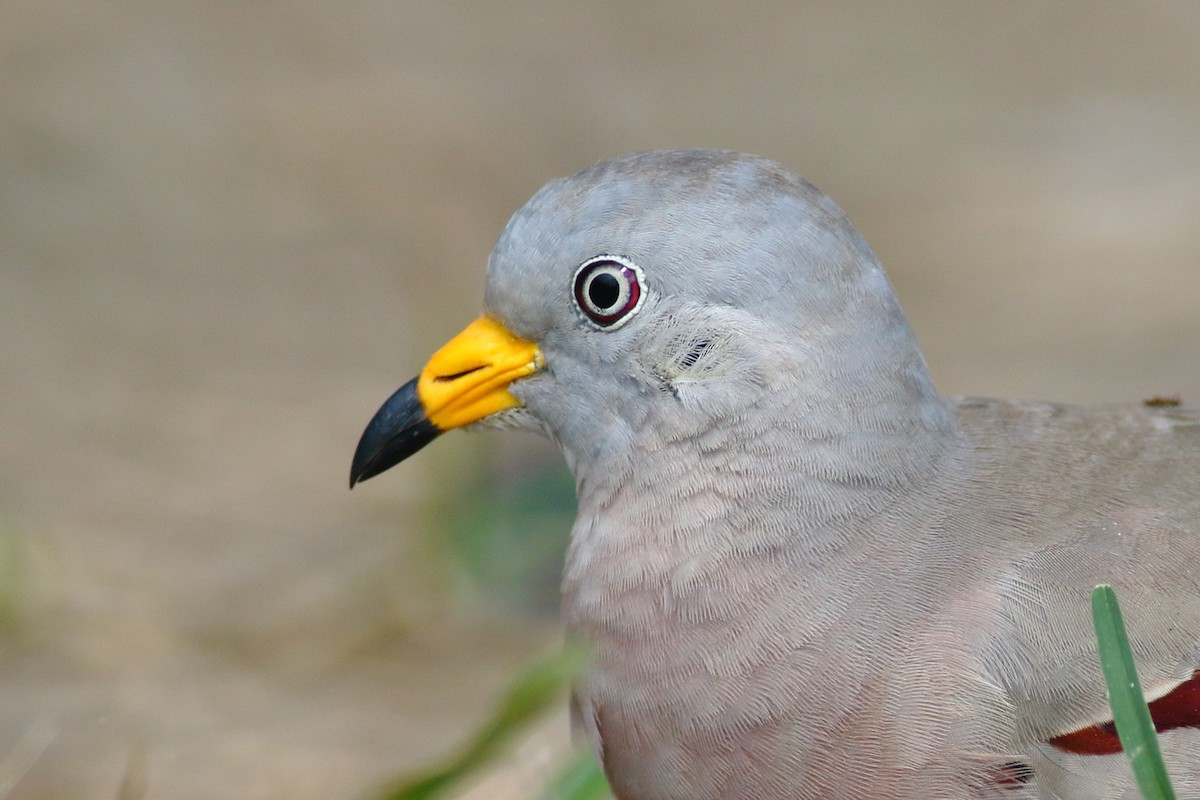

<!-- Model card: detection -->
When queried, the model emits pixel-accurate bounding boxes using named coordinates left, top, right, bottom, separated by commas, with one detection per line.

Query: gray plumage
left=365, top=150, right=1200, bottom=799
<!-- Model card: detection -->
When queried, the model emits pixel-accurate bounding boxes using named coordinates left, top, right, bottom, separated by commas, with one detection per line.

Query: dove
left=350, top=150, right=1200, bottom=799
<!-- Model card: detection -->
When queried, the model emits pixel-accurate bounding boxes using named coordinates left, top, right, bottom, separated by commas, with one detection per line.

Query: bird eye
left=573, top=256, right=644, bottom=329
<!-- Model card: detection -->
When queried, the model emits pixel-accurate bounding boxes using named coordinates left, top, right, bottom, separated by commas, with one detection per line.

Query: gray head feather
left=482, top=150, right=951, bottom=495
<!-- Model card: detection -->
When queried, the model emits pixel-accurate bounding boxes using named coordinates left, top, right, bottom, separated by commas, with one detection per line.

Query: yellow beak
left=350, top=316, right=543, bottom=487
left=418, top=315, right=544, bottom=430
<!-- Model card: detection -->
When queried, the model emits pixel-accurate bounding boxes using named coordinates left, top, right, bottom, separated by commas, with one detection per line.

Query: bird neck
left=567, top=368, right=957, bottom=562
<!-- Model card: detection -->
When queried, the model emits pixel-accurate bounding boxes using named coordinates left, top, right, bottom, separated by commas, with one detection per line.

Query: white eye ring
left=572, top=255, right=645, bottom=330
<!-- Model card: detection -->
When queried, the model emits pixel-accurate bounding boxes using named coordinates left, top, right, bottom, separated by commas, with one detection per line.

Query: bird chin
left=470, top=405, right=548, bottom=437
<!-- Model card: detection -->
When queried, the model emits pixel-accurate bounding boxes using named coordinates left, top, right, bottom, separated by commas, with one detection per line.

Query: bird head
left=350, top=150, right=937, bottom=488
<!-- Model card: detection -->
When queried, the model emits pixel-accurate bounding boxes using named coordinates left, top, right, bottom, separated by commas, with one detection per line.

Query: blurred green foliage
left=366, top=643, right=610, bottom=800
left=0, top=528, right=38, bottom=635
left=541, top=748, right=610, bottom=800
left=434, top=461, right=576, bottom=615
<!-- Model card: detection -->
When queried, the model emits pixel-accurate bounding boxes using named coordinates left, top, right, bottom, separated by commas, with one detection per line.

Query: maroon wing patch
left=1050, top=669, right=1200, bottom=755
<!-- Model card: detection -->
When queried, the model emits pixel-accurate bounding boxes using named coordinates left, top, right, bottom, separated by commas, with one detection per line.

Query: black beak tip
left=349, top=378, right=443, bottom=489
left=348, top=440, right=375, bottom=489
left=348, top=459, right=368, bottom=490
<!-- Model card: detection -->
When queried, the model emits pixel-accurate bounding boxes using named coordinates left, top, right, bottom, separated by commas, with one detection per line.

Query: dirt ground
left=2, top=3, right=1199, bottom=798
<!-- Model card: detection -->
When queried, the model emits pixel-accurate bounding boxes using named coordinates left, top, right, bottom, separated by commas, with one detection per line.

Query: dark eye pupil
left=588, top=273, right=621, bottom=308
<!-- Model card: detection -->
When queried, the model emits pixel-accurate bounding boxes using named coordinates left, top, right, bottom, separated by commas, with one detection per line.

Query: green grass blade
left=1091, top=584, right=1177, bottom=800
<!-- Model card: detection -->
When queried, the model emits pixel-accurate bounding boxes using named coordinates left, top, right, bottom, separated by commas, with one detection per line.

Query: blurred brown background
left=2, top=2, right=1199, bottom=798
